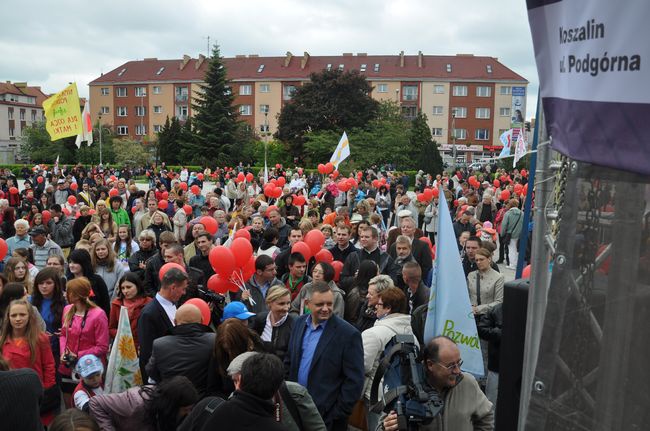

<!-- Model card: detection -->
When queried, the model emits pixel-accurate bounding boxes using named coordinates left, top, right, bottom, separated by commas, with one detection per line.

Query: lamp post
left=451, top=108, right=457, bottom=173
left=97, top=112, right=103, bottom=166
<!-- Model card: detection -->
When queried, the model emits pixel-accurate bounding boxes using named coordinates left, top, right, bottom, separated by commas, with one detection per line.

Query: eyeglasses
left=435, top=359, right=463, bottom=371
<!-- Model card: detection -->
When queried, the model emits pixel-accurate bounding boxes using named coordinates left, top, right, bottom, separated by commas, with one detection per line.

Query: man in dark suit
left=285, top=281, right=364, bottom=430
left=388, top=216, right=432, bottom=280
left=138, top=267, right=189, bottom=381
left=402, top=261, right=430, bottom=314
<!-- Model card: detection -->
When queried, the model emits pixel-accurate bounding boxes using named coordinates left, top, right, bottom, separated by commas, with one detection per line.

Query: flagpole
left=97, top=112, right=103, bottom=166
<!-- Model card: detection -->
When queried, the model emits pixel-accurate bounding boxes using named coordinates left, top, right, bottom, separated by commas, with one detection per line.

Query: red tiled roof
left=89, top=53, right=527, bottom=85
left=0, top=82, right=49, bottom=106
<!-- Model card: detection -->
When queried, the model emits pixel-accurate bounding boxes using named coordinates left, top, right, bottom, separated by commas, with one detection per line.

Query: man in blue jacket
left=285, top=281, right=364, bottom=431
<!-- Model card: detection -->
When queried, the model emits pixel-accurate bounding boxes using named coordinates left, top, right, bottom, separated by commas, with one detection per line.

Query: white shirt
left=156, top=293, right=177, bottom=326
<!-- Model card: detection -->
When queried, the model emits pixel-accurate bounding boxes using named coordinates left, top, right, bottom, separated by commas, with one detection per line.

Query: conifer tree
left=410, top=112, right=443, bottom=175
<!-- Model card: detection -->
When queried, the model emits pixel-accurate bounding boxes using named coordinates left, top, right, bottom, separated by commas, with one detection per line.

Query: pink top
left=58, top=305, right=109, bottom=376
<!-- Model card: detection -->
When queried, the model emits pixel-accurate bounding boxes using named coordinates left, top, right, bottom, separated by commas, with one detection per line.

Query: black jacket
left=339, top=248, right=400, bottom=293
left=137, top=298, right=174, bottom=381
left=189, top=252, right=215, bottom=280
left=251, top=312, right=297, bottom=362
left=462, top=256, right=500, bottom=278
left=146, top=323, right=215, bottom=396
left=200, top=390, right=289, bottom=431
left=477, top=303, right=502, bottom=372
left=328, top=241, right=356, bottom=263
left=128, top=248, right=157, bottom=282
left=388, top=238, right=433, bottom=280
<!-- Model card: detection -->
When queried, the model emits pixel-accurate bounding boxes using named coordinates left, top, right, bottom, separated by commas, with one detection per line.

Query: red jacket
left=1, top=332, right=56, bottom=388
left=109, top=296, right=152, bottom=348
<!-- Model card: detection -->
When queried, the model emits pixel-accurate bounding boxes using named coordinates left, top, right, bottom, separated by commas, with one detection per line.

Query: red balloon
left=200, top=216, right=218, bottom=235
left=131, top=207, right=137, bottom=214
left=197, top=173, right=204, bottom=181
left=190, top=185, right=201, bottom=195
left=337, top=181, right=351, bottom=192
left=159, top=262, right=186, bottom=280
left=183, top=204, right=192, bottom=215
left=325, top=162, right=334, bottom=174
left=70, top=183, right=78, bottom=191
left=0, top=239, right=8, bottom=260
left=432, top=188, right=439, bottom=198
left=318, top=164, right=326, bottom=174
left=179, top=182, right=188, bottom=191
left=304, top=230, right=325, bottom=255
left=241, top=255, right=256, bottom=281
left=236, top=172, right=245, bottom=183
left=416, top=193, right=426, bottom=203
left=513, top=184, right=523, bottom=195
left=275, top=163, right=281, bottom=169
left=331, top=260, right=343, bottom=282
left=293, top=195, right=306, bottom=207
left=245, top=172, right=254, bottom=182
left=41, top=210, right=51, bottom=224
left=500, top=190, right=511, bottom=201
left=332, top=170, right=340, bottom=179
left=522, top=264, right=532, bottom=279
left=423, top=189, right=433, bottom=201
left=67, top=195, right=77, bottom=205
left=109, top=188, right=119, bottom=197
left=9, top=187, right=18, bottom=195
left=158, top=200, right=168, bottom=210
left=161, top=191, right=169, bottom=200
left=110, top=175, right=117, bottom=182
left=184, top=298, right=211, bottom=325
left=372, top=180, right=380, bottom=188
left=493, top=179, right=500, bottom=188
left=314, top=249, right=334, bottom=264
left=230, top=237, right=253, bottom=268
left=276, top=176, right=286, bottom=187
left=291, top=241, right=312, bottom=261
left=265, top=205, right=279, bottom=217
left=269, top=179, right=277, bottom=186
left=37, top=176, right=44, bottom=184
left=209, top=246, right=236, bottom=277
left=88, top=209, right=95, bottom=215
left=207, top=274, right=234, bottom=295
left=272, top=187, right=282, bottom=199
left=234, top=229, right=251, bottom=241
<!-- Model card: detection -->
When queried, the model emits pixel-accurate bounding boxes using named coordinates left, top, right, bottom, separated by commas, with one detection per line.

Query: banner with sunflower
left=105, top=306, right=143, bottom=393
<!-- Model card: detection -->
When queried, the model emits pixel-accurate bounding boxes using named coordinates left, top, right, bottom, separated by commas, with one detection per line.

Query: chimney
left=235, top=55, right=246, bottom=58
left=418, top=51, right=423, bottom=68
left=399, top=51, right=405, bottom=67
left=15, top=82, right=27, bottom=88
left=356, top=53, right=367, bottom=56
left=284, top=51, right=293, bottom=67
left=195, top=54, right=206, bottom=69
left=248, top=54, right=259, bottom=57
left=342, top=53, right=353, bottom=57
left=180, top=55, right=191, bottom=70
left=301, top=52, right=310, bottom=70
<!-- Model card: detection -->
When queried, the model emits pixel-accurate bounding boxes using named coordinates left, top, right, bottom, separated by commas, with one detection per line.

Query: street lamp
left=451, top=108, right=457, bottom=173
left=97, top=112, right=103, bottom=166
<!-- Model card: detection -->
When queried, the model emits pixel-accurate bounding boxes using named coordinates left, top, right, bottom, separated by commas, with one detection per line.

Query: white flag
left=74, top=101, right=94, bottom=148
left=513, top=128, right=528, bottom=167
left=329, top=132, right=350, bottom=169
left=105, top=306, right=142, bottom=393
left=499, top=129, right=512, bottom=158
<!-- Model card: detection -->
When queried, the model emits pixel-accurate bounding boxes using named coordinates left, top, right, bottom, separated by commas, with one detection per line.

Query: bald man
left=145, top=302, right=215, bottom=395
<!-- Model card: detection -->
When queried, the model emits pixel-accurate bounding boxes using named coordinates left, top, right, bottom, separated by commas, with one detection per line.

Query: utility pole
left=451, top=108, right=457, bottom=173
left=97, top=112, right=103, bottom=166
left=204, top=36, right=210, bottom=57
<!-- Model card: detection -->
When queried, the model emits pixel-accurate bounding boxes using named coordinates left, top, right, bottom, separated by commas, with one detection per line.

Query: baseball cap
left=221, top=301, right=255, bottom=322
left=75, top=354, right=104, bottom=378
left=350, top=213, right=363, bottom=224
left=28, top=226, right=47, bottom=236
left=226, top=351, right=259, bottom=376
left=397, top=209, right=412, bottom=218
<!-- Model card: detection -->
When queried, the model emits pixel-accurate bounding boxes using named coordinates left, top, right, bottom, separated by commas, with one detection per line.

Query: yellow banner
left=42, top=83, right=83, bottom=140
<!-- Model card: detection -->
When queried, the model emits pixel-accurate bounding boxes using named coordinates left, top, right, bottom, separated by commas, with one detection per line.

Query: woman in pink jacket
left=59, top=276, right=109, bottom=408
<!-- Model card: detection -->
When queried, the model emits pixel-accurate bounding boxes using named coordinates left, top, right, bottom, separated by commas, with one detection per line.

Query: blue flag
left=423, top=187, right=484, bottom=377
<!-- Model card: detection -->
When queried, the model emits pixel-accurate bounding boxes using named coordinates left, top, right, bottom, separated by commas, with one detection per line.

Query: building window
left=8, top=127, right=14, bottom=137
left=401, top=106, right=418, bottom=119
left=135, top=125, right=146, bottom=135
left=283, top=85, right=296, bottom=101
left=338, top=64, right=344, bottom=71
left=257, top=64, right=265, bottom=73
left=260, top=84, right=270, bottom=93
left=360, top=64, right=367, bottom=72
left=500, top=86, right=511, bottom=95
left=326, top=64, right=332, bottom=71
left=446, top=64, right=452, bottom=73
left=153, top=86, right=161, bottom=94
left=117, top=107, right=127, bottom=117
left=239, top=105, right=252, bottom=116
left=176, top=105, right=188, bottom=120
left=432, top=128, right=443, bottom=137
left=475, top=108, right=491, bottom=119
left=153, top=125, right=162, bottom=133
left=476, top=86, right=491, bottom=97
left=175, top=86, right=189, bottom=102
left=499, top=107, right=511, bottom=117
left=452, top=107, right=467, bottom=118
left=7, top=108, right=13, bottom=120
left=452, top=128, right=467, bottom=140
left=475, top=128, right=490, bottom=140
left=374, top=64, right=380, bottom=72
left=135, top=87, right=147, bottom=97
left=100, top=106, right=110, bottom=114
left=487, top=65, right=493, bottom=73
left=116, top=87, right=127, bottom=97
left=101, top=87, right=110, bottom=96
left=260, top=124, right=270, bottom=133
left=135, top=106, right=146, bottom=116
left=434, top=85, right=445, bottom=94
left=31, top=110, right=36, bottom=121
left=20, top=109, right=25, bottom=120
left=117, top=126, right=128, bottom=135
left=402, top=85, right=418, bottom=101
left=432, top=106, right=444, bottom=116
left=377, top=84, right=388, bottom=93
left=452, top=85, right=467, bottom=97
left=153, top=106, right=162, bottom=114
left=260, top=104, right=269, bottom=114
left=239, top=85, right=252, bottom=96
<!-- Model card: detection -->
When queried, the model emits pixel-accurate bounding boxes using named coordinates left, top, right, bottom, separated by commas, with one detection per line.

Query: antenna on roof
left=203, top=36, right=210, bottom=58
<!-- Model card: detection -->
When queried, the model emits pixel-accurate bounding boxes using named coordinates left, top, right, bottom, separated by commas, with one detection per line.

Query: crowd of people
left=0, top=161, right=531, bottom=430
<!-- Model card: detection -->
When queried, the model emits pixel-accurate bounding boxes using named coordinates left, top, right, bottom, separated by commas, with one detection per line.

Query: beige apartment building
left=89, top=52, right=527, bottom=161
left=0, top=82, right=48, bottom=163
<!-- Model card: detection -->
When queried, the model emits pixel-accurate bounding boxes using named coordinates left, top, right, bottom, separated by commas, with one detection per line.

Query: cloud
left=2, top=0, right=538, bottom=117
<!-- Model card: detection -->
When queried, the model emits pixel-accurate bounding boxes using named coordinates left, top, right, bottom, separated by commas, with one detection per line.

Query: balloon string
left=229, top=269, right=255, bottom=306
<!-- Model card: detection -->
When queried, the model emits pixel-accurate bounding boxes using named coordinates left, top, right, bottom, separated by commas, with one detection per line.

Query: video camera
left=370, top=334, right=444, bottom=430
left=197, top=286, right=226, bottom=306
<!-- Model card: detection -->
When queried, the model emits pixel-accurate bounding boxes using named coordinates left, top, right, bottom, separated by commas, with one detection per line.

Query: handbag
left=40, top=384, right=62, bottom=414
left=348, top=399, right=368, bottom=430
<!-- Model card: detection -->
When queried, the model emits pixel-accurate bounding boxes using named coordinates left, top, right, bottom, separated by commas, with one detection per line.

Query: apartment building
left=89, top=52, right=527, bottom=160
left=0, top=81, right=48, bottom=163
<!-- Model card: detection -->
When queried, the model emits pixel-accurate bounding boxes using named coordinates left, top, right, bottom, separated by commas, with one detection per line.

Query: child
left=73, top=354, right=105, bottom=412
left=113, top=224, right=139, bottom=270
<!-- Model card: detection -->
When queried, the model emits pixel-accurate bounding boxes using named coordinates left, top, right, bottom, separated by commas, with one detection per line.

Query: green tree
left=188, top=43, right=241, bottom=165
left=158, top=116, right=182, bottom=164
left=276, top=69, right=379, bottom=158
left=113, top=138, right=151, bottom=166
left=410, top=112, right=443, bottom=175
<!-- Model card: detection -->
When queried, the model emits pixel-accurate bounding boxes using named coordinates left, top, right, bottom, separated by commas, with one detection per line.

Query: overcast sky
left=1, top=0, right=538, bottom=118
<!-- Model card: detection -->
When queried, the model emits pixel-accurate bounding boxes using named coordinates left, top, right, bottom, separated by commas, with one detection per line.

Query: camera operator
left=380, top=336, right=493, bottom=431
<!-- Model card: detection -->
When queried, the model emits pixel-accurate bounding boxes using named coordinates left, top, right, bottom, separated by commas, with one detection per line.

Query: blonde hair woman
left=250, top=285, right=297, bottom=362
